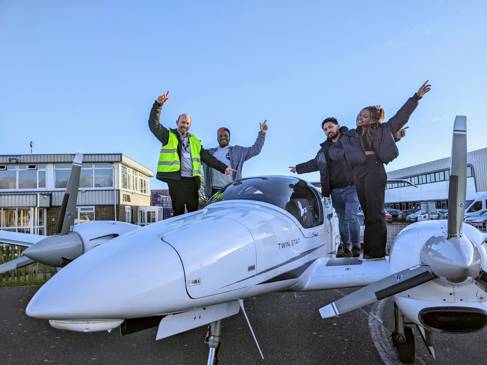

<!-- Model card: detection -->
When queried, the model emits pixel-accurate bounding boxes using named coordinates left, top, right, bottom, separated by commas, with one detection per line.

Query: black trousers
left=353, top=155, right=387, bottom=258
left=167, top=177, right=199, bottom=216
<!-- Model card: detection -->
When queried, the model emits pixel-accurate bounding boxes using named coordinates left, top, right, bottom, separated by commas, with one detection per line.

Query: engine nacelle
left=396, top=296, right=487, bottom=333
left=391, top=220, right=487, bottom=333
left=73, top=221, right=140, bottom=252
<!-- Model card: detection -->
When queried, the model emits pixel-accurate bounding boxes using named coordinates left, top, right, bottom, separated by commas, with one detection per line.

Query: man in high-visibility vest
left=149, top=91, right=235, bottom=216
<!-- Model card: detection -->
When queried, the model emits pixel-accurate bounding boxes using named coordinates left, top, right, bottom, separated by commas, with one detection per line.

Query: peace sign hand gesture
left=157, top=91, right=170, bottom=105
left=259, top=120, right=269, bottom=134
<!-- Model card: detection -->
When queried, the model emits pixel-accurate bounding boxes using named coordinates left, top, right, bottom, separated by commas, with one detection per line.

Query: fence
left=0, top=245, right=56, bottom=286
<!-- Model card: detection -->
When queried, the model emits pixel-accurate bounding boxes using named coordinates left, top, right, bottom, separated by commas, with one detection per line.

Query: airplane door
left=162, top=216, right=256, bottom=299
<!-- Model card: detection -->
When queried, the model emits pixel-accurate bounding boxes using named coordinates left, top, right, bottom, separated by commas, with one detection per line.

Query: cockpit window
left=207, top=176, right=323, bottom=228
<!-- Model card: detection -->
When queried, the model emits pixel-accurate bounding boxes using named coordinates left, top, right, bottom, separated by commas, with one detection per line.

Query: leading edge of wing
left=0, top=230, right=45, bottom=247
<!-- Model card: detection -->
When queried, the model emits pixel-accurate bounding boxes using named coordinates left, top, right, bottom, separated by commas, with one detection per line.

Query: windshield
left=207, top=176, right=323, bottom=228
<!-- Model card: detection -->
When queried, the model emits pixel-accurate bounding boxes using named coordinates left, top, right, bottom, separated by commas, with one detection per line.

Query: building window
left=19, top=168, right=37, bottom=189
left=0, top=166, right=17, bottom=189
left=80, top=166, right=94, bottom=188
left=55, top=164, right=72, bottom=188
left=76, top=206, right=95, bottom=224
left=121, top=166, right=129, bottom=189
left=94, top=164, right=113, bottom=188
left=0, top=208, right=46, bottom=235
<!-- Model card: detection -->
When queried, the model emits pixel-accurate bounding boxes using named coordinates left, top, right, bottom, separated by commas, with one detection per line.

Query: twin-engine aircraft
left=1, top=116, right=485, bottom=364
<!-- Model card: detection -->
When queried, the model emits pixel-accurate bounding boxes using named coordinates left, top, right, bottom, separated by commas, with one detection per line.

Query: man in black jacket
left=148, top=91, right=235, bottom=216
left=290, top=118, right=363, bottom=257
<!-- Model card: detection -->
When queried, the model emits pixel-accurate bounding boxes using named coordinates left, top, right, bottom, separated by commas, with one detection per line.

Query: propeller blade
left=319, top=266, right=436, bottom=318
left=56, top=153, right=83, bottom=234
left=447, top=116, right=467, bottom=238
left=0, top=256, right=35, bottom=274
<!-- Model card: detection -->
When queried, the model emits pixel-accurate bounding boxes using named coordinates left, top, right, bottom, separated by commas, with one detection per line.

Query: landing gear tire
left=393, top=326, right=415, bottom=364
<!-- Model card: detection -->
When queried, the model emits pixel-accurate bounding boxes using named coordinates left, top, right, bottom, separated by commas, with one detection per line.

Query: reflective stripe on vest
left=157, top=131, right=202, bottom=177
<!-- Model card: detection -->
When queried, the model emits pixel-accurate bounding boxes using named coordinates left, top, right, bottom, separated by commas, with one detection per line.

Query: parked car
left=407, top=210, right=428, bottom=223
left=386, top=208, right=401, bottom=221
left=399, top=208, right=417, bottom=222
left=437, top=209, right=448, bottom=219
left=384, top=210, right=393, bottom=223
left=465, top=210, right=487, bottom=223
left=428, top=211, right=440, bottom=220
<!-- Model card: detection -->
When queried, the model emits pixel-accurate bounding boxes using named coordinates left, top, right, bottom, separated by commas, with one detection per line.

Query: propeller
left=319, top=116, right=482, bottom=319
left=0, top=154, right=84, bottom=271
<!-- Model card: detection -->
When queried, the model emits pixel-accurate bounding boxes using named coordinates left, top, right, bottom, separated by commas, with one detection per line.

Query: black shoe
left=343, top=248, right=352, bottom=257
left=336, top=245, right=344, bottom=257
left=352, top=247, right=361, bottom=257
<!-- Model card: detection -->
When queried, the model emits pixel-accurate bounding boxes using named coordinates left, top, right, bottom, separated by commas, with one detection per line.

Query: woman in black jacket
left=353, top=81, right=431, bottom=258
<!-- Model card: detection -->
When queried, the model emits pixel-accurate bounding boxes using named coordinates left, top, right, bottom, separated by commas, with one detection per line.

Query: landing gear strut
left=391, top=304, right=415, bottom=363
left=205, top=320, right=222, bottom=365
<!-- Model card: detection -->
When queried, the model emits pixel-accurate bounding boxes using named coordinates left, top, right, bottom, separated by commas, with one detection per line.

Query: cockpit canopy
left=207, top=176, right=323, bottom=228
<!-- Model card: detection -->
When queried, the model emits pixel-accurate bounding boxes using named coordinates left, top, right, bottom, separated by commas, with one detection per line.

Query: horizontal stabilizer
left=156, top=301, right=240, bottom=340
left=0, top=230, right=45, bottom=247
left=0, top=256, right=35, bottom=274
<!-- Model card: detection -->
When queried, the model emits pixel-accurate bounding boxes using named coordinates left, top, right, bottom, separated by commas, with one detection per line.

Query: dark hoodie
left=296, top=127, right=365, bottom=196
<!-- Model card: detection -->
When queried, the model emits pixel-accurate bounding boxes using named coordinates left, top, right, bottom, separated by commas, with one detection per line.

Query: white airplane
left=319, top=116, right=487, bottom=362
left=4, top=116, right=485, bottom=364
left=0, top=154, right=139, bottom=274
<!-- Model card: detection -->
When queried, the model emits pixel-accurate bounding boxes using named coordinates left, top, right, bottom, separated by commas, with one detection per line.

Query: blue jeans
left=331, top=185, right=360, bottom=250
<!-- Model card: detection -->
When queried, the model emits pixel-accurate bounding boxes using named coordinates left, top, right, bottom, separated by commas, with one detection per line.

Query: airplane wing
left=291, top=257, right=391, bottom=291
left=0, top=256, right=35, bottom=274
left=0, top=230, right=46, bottom=247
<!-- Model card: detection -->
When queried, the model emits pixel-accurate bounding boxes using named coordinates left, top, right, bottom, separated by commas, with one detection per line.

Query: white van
left=465, top=191, right=487, bottom=216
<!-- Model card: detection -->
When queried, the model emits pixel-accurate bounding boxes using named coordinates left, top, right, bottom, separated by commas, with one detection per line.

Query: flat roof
left=0, top=153, right=153, bottom=177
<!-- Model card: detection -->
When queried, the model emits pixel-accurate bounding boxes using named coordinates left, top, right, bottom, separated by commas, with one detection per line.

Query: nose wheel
left=205, top=320, right=222, bottom=365
left=391, top=304, right=415, bottom=363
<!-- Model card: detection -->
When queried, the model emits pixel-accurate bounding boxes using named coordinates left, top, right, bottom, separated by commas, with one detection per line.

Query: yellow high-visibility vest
left=157, top=131, right=202, bottom=177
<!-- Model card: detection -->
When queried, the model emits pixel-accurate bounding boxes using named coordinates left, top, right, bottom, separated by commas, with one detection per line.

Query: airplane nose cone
left=23, top=233, right=83, bottom=266
left=421, top=235, right=481, bottom=283
left=26, top=233, right=187, bottom=319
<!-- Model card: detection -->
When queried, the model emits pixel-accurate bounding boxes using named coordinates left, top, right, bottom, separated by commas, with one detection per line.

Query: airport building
left=0, top=153, right=153, bottom=235
left=385, top=147, right=487, bottom=211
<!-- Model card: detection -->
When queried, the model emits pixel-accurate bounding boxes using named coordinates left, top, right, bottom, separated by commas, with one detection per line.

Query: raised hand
left=289, top=166, right=297, bottom=173
left=395, top=128, right=407, bottom=140
left=156, top=91, right=170, bottom=105
left=259, top=120, right=269, bottom=134
left=416, top=81, right=431, bottom=98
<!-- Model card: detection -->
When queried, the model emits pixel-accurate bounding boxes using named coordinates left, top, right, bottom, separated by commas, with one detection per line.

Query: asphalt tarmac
left=1, top=286, right=486, bottom=365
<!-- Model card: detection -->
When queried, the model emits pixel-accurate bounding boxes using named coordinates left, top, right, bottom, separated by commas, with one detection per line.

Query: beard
left=218, top=139, right=229, bottom=147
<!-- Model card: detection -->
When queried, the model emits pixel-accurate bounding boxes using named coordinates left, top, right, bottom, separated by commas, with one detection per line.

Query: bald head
left=176, top=113, right=191, bottom=135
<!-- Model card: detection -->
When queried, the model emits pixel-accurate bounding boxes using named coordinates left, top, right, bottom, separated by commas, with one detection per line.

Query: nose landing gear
left=391, top=304, right=415, bottom=363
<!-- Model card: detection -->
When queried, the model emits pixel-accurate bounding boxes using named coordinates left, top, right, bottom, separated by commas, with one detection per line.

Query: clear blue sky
left=1, top=0, right=486, bottom=188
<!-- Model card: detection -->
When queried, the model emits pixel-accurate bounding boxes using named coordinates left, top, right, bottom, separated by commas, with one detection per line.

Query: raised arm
left=148, top=91, right=170, bottom=145
left=291, top=149, right=322, bottom=174
left=243, top=121, right=268, bottom=161
left=386, top=81, right=431, bottom=134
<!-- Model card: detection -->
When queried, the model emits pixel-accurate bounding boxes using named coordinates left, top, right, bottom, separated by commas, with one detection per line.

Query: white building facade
left=385, top=147, right=487, bottom=211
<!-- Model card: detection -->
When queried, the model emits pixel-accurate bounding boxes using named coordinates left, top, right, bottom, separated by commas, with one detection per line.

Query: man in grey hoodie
left=204, top=121, right=268, bottom=197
